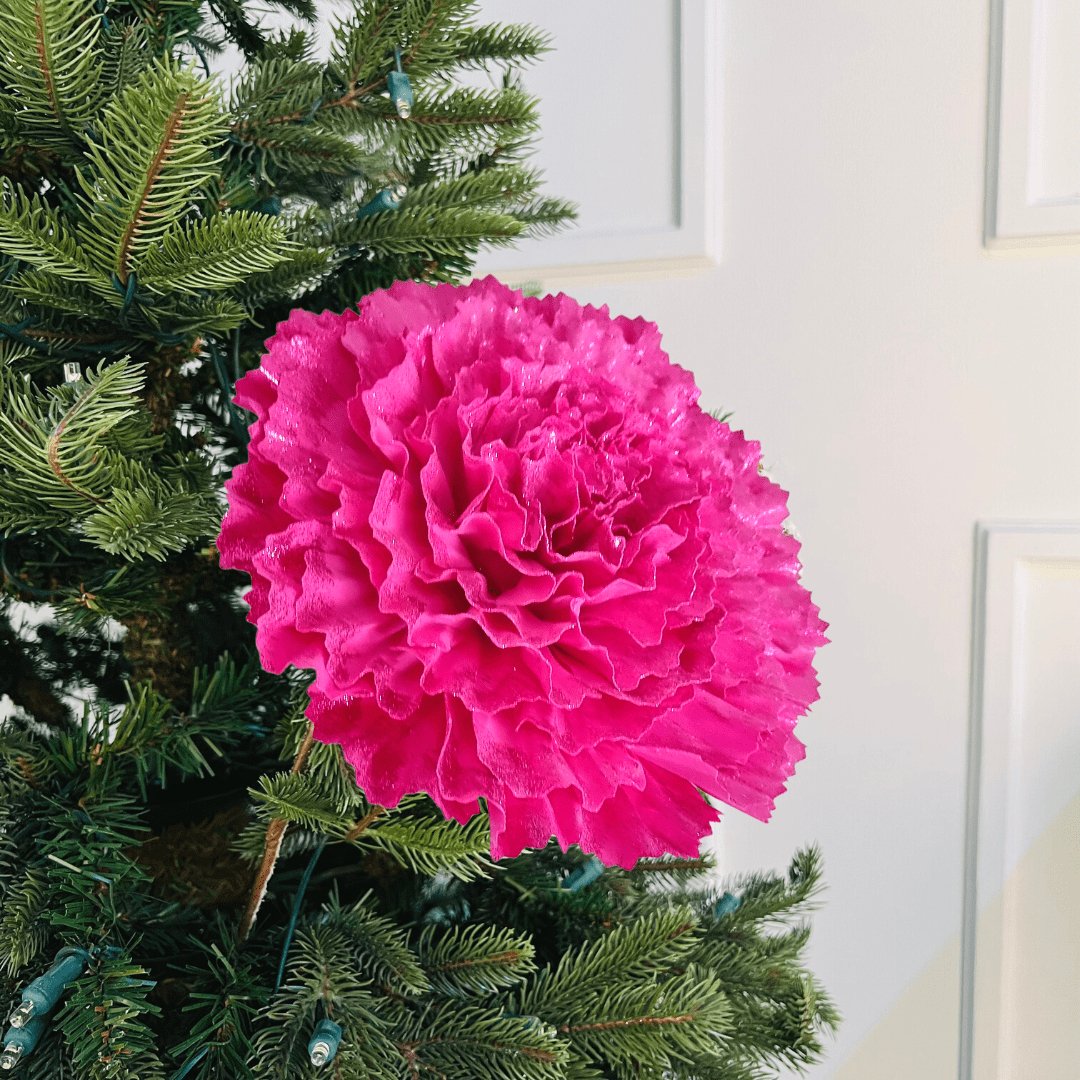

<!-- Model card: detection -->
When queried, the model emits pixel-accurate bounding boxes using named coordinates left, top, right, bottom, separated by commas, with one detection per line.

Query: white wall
left=479, top=1, right=1080, bottom=1075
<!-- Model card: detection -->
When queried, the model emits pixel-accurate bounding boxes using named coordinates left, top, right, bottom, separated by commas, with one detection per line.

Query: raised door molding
left=473, top=0, right=719, bottom=281
left=961, top=522, right=1080, bottom=1079
left=985, top=0, right=1080, bottom=245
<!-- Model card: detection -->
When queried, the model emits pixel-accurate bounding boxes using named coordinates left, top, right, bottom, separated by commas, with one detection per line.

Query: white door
left=478, top=2, right=1080, bottom=1077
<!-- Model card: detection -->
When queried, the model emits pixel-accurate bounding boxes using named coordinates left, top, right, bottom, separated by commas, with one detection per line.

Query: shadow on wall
left=833, top=789, right=1080, bottom=1080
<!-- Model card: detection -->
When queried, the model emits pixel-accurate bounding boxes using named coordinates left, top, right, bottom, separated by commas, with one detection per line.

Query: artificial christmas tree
left=0, top=0, right=837, bottom=1076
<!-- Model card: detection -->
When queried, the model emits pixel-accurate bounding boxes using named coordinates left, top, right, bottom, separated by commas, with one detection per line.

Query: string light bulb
left=562, top=856, right=605, bottom=892
left=356, top=184, right=407, bottom=219
left=8, top=948, right=90, bottom=1029
left=307, top=1018, right=343, bottom=1067
left=0, top=1016, right=47, bottom=1070
left=387, top=48, right=413, bottom=119
left=714, top=892, right=742, bottom=918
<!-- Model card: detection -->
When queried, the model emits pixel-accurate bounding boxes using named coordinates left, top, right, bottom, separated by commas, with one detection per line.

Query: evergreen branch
left=395, top=1004, right=569, bottom=1079
left=334, top=204, right=524, bottom=257
left=231, top=246, right=333, bottom=308
left=76, top=60, right=227, bottom=282
left=137, top=293, right=252, bottom=334
left=230, top=56, right=325, bottom=127
left=404, top=164, right=541, bottom=211
left=517, top=908, right=702, bottom=1016
left=33, top=1, right=66, bottom=134
left=0, top=178, right=104, bottom=285
left=419, top=923, right=536, bottom=997
left=170, top=940, right=262, bottom=1078
left=357, top=799, right=493, bottom=881
left=449, top=24, right=551, bottom=69
left=2, top=322, right=120, bottom=353
left=96, top=655, right=274, bottom=795
left=249, top=769, right=346, bottom=832
left=515, top=196, right=579, bottom=239
left=205, top=0, right=266, bottom=57
left=5, top=270, right=115, bottom=318
left=120, top=94, right=196, bottom=280
left=231, top=122, right=375, bottom=178
left=0, top=359, right=220, bottom=557
left=0, top=867, right=49, bottom=974
left=137, top=212, right=294, bottom=294
left=321, top=892, right=430, bottom=996
left=717, top=847, right=826, bottom=924
left=46, top=380, right=112, bottom=506
left=556, top=967, right=732, bottom=1077
left=626, top=854, right=718, bottom=894
left=376, top=86, right=540, bottom=164
left=0, top=358, right=152, bottom=515
left=101, top=22, right=152, bottom=98
left=634, top=856, right=714, bottom=874
left=55, top=954, right=166, bottom=1079
left=275, top=702, right=365, bottom=814
left=400, top=0, right=468, bottom=70
left=80, top=470, right=221, bottom=559
left=325, top=1, right=404, bottom=105
left=0, top=0, right=104, bottom=149
left=343, top=803, right=387, bottom=842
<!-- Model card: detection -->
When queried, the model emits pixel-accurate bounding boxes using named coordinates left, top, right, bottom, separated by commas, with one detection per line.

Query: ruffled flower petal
left=218, top=277, right=826, bottom=866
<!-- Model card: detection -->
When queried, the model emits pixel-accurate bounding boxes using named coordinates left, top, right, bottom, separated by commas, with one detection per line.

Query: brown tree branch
left=237, top=724, right=315, bottom=941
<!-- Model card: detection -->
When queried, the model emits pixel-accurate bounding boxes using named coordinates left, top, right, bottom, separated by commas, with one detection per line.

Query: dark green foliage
left=0, top=693, right=837, bottom=1077
left=0, top=359, right=218, bottom=559
left=418, top=922, right=535, bottom=996
left=55, top=954, right=166, bottom=1079
left=0, top=0, right=836, bottom=1075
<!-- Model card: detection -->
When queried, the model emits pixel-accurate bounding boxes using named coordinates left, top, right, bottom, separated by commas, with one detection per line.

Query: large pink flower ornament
left=218, top=277, right=825, bottom=867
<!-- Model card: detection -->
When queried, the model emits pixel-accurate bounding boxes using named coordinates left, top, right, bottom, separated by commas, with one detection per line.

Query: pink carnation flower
left=219, top=278, right=825, bottom=867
